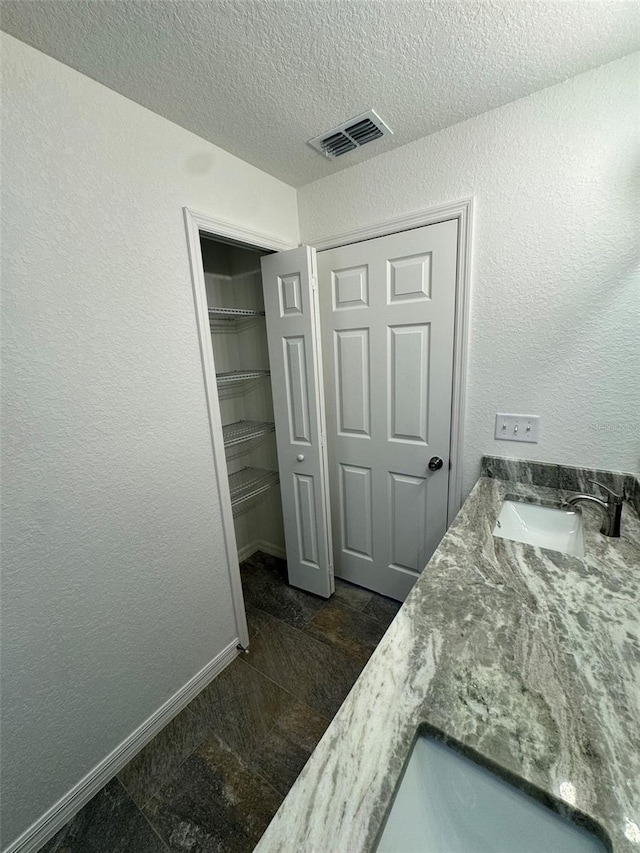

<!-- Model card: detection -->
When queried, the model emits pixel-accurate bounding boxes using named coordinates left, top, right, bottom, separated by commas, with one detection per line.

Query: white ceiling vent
left=308, top=109, right=393, bottom=159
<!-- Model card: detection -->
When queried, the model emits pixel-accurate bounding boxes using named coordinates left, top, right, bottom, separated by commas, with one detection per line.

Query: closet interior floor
left=38, top=553, right=401, bottom=853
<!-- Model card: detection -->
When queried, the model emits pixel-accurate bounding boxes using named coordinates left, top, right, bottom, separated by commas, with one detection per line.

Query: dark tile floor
left=39, top=552, right=401, bottom=853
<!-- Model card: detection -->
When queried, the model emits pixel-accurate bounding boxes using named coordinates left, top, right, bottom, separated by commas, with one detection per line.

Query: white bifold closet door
left=261, top=247, right=334, bottom=598
left=317, top=220, right=458, bottom=601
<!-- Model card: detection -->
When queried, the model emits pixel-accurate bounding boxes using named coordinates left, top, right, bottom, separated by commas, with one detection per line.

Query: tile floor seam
left=248, top=713, right=329, bottom=800
left=248, top=593, right=326, bottom=631
left=333, top=585, right=372, bottom=612
left=197, top=701, right=282, bottom=773
left=241, top=553, right=328, bottom=630
left=238, top=650, right=331, bottom=727
left=241, top=551, right=398, bottom=632
left=297, top=593, right=332, bottom=628
left=302, top=601, right=391, bottom=640
left=306, top=598, right=391, bottom=631
left=233, top=754, right=288, bottom=806
left=136, top=797, right=173, bottom=852
left=128, top=666, right=292, bottom=815
left=256, top=615, right=365, bottom=674
left=135, top=733, right=208, bottom=812
left=242, top=618, right=366, bottom=720
left=245, top=604, right=274, bottom=639
left=361, top=597, right=403, bottom=625
left=243, top=621, right=331, bottom=692
left=300, top=608, right=386, bottom=663
left=181, top=655, right=317, bottom=801
left=117, top=704, right=209, bottom=811
left=300, top=623, right=355, bottom=655
left=246, top=577, right=396, bottom=650
left=111, top=778, right=171, bottom=853
left=134, top=724, right=284, bottom=847
left=192, top=716, right=288, bottom=807
left=330, top=598, right=367, bottom=614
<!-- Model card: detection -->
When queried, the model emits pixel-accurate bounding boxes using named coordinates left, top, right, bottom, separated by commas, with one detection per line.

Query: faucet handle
left=589, top=479, right=623, bottom=504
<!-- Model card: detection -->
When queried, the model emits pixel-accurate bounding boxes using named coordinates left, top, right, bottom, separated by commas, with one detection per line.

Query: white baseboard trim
left=255, top=540, right=287, bottom=559
left=236, top=539, right=287, bottom=562
left=4, top=639, right=240, bottom=853
left=236, top=540, right=260, bottom=562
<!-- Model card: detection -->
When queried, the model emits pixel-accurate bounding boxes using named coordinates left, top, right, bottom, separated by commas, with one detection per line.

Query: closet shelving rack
left=216, top=369, right=270, bottom=387
left=222, top=419, right=275, bottom=447
left=228, top=467, right=279, bottom=509
left=209, top=298, right=278, bottom=507
left=209, top=306, right=266, bottom=328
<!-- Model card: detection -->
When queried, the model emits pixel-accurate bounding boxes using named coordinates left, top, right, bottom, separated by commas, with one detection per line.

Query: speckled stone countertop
left=254, top=461, right=640, bottom=853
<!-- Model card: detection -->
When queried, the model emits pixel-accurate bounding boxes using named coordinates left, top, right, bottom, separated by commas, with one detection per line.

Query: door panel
left=283, top=336, right=311, bottom=443
left=389, top=471, right=428, bottom=573
left=261, top=247, right=334, bottom=598
left=388, top=323, right=430, bottom=444
left=335, top=328, right=371, bottom=436
left=318, top=220, right=458, bottom=600
left=332, top=265, right=369, bottom=309
left=293, top=473, right=320, bottom=567
left=278, top=273, right=303, bottom=315
left=388, top=252, right=432, bottom=302
left=339, top=463, right=374, bottom=559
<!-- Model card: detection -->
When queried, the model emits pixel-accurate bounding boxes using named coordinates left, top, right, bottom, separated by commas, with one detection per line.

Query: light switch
left=495, top=413, right=540, bottom=443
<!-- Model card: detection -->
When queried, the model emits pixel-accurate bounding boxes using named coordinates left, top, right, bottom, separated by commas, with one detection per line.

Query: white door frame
left=183, top=208, right=296, bottom=647
left=311, top=197, right=474, bottom=524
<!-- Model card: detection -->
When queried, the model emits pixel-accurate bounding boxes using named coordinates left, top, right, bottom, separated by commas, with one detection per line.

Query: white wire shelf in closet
left=222, top=420, right=275, bottom=447
left=216, top=369, right=270, bottom=387
left=208, top=307, right=266, bottom=329
left=228, top=467, right=279, bottom=509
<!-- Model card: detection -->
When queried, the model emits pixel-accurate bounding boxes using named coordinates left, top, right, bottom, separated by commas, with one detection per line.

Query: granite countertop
left=254, top=463, right=640, bottom=853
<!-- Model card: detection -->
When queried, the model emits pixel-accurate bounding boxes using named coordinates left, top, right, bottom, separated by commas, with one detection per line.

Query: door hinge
left=311, top=276, right=318, bottom=291
left=320, top=433, right=326, bottom=447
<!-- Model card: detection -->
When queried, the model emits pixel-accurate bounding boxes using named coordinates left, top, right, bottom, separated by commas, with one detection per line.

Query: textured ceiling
left=2, top=0, right=639, bottom=187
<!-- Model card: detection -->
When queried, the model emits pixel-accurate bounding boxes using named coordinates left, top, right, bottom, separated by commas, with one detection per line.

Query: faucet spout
left=565, top=481, right=623, bottom=538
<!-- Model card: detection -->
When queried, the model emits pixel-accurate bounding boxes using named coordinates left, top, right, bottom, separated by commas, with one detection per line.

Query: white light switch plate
left=495, top=413, right=540, bottom=443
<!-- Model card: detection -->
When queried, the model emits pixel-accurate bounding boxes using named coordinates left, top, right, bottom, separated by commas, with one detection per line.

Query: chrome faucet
left=565, top=480, right=623, bottom=538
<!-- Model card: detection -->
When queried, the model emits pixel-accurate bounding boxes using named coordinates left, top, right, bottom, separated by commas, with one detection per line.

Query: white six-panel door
left=261, top=247, right=334, bottom=598
left=317, top=220, right=458, bottom=600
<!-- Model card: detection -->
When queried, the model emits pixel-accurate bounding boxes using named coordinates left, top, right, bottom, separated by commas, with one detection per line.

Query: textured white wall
left=299, top=54, right=640, bottom=496
left=1, top=34, right=299, bottom=849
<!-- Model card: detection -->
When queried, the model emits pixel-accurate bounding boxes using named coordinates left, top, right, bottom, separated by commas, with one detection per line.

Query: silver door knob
left=428, top=456, right=443, bottom=471
left=296, top=454, right=305, bottom=462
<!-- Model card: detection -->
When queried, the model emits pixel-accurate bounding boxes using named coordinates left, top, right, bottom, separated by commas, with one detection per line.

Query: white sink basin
left=492, top=498, right=585, bottom=557
left=376, top=734, right=607, bottom=853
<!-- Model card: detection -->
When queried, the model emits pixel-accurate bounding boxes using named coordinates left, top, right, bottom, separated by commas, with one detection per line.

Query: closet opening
left=188, top=207, right=334, bottom=642
left=198, top=233, right=291, bottom=615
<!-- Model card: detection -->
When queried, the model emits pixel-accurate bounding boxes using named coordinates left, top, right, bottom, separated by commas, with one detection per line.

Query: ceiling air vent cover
left=308, top=109, right=393, bottom=158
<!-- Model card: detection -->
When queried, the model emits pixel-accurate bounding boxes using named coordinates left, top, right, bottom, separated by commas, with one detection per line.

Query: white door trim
left=310, top=197, right=474, bottom=524
left=182, top=208, right=296, bottom=648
